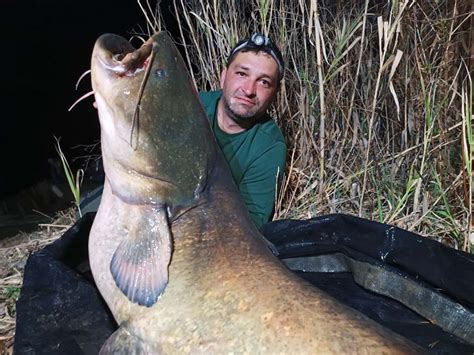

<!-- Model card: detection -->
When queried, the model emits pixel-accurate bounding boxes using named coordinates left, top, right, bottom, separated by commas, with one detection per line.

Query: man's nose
left=242, top=79, right=257, bottom=97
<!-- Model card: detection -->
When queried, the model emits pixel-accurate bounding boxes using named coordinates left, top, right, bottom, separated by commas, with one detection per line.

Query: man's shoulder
left=255, top=117, right=286, bottom=146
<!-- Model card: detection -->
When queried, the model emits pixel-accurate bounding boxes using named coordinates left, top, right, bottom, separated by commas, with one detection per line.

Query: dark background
left=1, top=0, right=176, bottom=199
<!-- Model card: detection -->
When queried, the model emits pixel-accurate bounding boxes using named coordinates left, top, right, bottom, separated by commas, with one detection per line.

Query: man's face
left=220, top=51, right=279, bottom=125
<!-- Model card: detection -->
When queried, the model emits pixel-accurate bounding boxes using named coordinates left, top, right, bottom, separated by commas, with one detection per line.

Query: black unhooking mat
left=14, top=213, right=474, bottom=354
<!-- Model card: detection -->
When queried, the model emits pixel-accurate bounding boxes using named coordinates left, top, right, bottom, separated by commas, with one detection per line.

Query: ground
left=0, top=208, right=75, bottom=355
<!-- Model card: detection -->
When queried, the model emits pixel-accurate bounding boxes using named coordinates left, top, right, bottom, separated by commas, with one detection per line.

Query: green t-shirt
left=199, top=90, right=286, bottom=229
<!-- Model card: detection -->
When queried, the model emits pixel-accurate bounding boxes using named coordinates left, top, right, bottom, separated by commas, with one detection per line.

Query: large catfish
left=89, top=32, right=421, bottom=354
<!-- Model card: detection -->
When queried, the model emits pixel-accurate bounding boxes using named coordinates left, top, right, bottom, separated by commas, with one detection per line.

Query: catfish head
left=91, top=32, right=216, bottom=210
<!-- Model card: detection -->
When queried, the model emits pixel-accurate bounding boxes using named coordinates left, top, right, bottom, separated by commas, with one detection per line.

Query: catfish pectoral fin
left=110, top=206, right=172, bottom=307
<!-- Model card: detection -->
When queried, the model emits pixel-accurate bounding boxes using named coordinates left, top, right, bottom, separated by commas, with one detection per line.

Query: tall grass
left=137, top=0, right=472, bottom=252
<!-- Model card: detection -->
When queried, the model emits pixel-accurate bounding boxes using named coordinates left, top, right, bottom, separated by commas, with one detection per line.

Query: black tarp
left=14, top=213, right=474, bottom=354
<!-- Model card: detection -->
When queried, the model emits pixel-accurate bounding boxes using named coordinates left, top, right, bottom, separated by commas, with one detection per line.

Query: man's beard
left=222, top=94, right=263, bottom=126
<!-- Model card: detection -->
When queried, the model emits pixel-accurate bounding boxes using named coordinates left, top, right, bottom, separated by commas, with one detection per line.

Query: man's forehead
left=229, top=51, right=279, bottom=78
left=232, top=50, right=276, bottom=64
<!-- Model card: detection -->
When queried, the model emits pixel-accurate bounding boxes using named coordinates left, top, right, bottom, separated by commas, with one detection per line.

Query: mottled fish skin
left=89, top=32, right=423, bottom=354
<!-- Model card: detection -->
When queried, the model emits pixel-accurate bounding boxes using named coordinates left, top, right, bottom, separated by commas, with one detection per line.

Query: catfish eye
left=155, top=68, right=166, bottom=78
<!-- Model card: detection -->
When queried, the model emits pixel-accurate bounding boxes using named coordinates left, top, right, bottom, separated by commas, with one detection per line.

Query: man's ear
left=220, top=68, right=227, bottom=89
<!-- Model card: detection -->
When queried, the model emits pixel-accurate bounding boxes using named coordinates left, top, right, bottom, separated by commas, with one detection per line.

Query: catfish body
left=89, top=32, right=421, bottom=354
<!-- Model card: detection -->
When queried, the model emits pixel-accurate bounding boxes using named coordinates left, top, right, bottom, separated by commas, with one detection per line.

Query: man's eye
left=236, top=71, right=246, bottom=77
left=261, top=80, right=270, bottom=87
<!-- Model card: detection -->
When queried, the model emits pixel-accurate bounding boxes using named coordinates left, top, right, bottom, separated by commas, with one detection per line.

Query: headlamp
left=227, top=32, right=285, bottom=80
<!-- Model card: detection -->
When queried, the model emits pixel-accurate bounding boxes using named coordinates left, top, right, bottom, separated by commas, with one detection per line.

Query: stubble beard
left=222, top=93, right=262, bottom=126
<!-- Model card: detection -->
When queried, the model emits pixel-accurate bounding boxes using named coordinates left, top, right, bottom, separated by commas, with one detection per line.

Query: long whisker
left=129, top=35, right=146, bottom=44
left=75, top=69, right=92, bottom=91
left=129, top=42, right=158, bottom=150
left=68, top=90, right=95, bottom=112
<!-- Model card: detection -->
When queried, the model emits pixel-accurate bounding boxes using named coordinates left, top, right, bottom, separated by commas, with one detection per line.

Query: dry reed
left=137, top=0, right=472, bottom=252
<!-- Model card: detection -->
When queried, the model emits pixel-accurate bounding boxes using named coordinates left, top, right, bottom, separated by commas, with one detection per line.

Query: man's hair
left=226, top=33, right=285, bottom=81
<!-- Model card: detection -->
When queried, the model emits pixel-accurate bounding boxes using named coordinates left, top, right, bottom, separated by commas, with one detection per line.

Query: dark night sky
left=2, top=0, right=174, bottom=197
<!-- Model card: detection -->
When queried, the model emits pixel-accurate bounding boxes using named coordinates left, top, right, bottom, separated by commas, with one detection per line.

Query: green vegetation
left=4, top=286, right=20, bottom=316
left=54, top=137, right=84, bottom=218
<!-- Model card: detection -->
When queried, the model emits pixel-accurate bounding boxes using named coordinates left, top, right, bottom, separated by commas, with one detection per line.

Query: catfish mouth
left=96, top=35, right=154, bottom=77
left=93, top=34, right=160, bottom=151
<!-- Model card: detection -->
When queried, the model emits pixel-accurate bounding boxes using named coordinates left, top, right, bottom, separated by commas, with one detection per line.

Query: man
left=199, top=33, right=286, bottom=229
left=82, top=33, right=286, bottom=229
